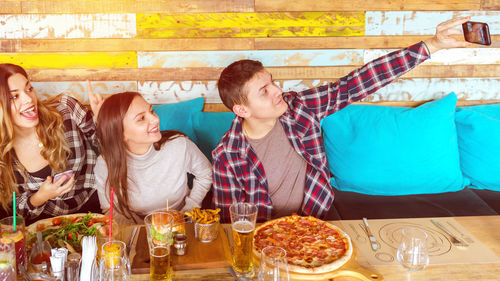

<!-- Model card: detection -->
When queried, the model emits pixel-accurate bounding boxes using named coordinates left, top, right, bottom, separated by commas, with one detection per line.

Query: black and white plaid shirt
left=14, top=95, right=98, bottom=220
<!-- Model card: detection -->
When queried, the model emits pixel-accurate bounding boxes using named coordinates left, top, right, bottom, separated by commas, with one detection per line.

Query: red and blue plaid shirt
left=212, top=42, right=430, bottom=222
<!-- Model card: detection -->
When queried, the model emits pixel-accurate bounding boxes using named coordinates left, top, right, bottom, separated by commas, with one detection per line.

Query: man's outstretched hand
left=425, top=16, right=475, bottom=54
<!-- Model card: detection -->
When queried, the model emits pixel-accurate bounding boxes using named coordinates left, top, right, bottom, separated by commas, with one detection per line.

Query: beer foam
left=232, top=221, right=254, bottom=233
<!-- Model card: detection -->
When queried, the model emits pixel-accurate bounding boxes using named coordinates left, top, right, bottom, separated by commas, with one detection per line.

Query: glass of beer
left=144, top=211, right=174, bottom=281
left=0, top=216, right=26, bottom=274
left=229, top=202, right=258, bottom=278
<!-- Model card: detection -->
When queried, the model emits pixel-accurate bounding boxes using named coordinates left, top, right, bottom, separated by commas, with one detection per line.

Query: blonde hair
left=0, top=63, right=70, bottom=212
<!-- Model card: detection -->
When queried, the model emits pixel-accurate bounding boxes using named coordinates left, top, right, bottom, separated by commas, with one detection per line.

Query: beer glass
left=0, top=216, right=26, bottom=274
left=145, top=211, right=174, bottom=281
left=229, top=202, right=258, bottom=278
left=396, top=227, right=429, bottom=271
left=258, top=246, right=289, bottom=281
left=99, top=240, right=131, bottom=281
left=0, top=238, right=16, bottom=281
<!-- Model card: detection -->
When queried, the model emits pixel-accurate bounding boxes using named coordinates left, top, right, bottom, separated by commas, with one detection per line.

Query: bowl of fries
left=185, top=208, right=220, bottom=243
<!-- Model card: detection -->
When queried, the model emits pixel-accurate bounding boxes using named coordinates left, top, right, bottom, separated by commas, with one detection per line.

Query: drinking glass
left=99, top=240, right=131, bottom=281
left=396, top=227, right=429, bottom=271
left=0, top=238, right=16, bottom=281
left=0, top=216, right=26, bottom=274
left=145, top=211, right=174, bottom=281
left=229, top=202, right=258, bottom=278
left=258, top=246, right=289, bottom=281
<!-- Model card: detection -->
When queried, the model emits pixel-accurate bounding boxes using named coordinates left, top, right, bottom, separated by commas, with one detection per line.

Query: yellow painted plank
left=1, top=38, right=254, bottom=52
left=255, top=0, right=480, bottom=11
left=25, top=65, right=500, bottom=82
left=0, top=52, right=137, bottom=69
left=20, top=0, right=253, bottom=13
left=137, top=12, right=365, bottom=38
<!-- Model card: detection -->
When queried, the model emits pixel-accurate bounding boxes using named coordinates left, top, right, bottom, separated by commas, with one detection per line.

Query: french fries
left=185, top=207, right=221, bottom=224
left=185, top=208, right=221, bottom=242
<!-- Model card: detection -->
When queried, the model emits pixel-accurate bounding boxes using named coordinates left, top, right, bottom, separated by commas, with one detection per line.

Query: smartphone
left=53, top=170, right=74, bottom=184
left=462, top=21, right=491, bottom=46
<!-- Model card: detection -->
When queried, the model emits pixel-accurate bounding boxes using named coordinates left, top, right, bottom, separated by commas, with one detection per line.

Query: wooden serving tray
left=253, top=243, right=383, bottom=281
left=130, top=223, right=231, bottom=274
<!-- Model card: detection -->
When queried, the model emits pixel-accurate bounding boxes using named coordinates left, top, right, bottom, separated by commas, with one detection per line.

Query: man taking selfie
left=212, top=17, right=473, bottom=222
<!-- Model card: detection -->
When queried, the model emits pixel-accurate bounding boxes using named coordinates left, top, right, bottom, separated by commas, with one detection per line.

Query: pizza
left=26, top=213, right=109, bottom=253
left=253, top=215, right=352, bottom=274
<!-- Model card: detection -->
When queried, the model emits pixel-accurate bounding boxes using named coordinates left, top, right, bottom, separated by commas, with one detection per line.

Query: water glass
left=145, top=211, right=174, bottom=281
left=0, top=216, right=26, bottom=274
left=99, top=240, right=131, bottom=281
left=258, top=246, right=289, bottom=281
left=396, top=227, right=429, bottom=271
left=229, top=202, right=258, bottom=278
left=0, top=238, right=16, bottom=281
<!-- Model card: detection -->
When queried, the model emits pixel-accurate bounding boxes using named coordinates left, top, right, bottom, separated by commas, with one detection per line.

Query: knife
left=126, top=226, right=139, bottom=257
left=431, top=219, right=468, bottom=247
left=362, top=217, right=380, bottom=251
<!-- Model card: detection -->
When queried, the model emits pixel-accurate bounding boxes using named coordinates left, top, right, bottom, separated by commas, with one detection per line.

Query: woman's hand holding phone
left=29, top=172, right=75, bottom=207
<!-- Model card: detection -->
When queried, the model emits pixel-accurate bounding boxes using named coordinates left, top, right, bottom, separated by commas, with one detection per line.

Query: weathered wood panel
left=20, top=0, right=253, bottom=13
left=32, top=81, right=138, bottom=101
left=364, top=48, right=500, bottom=65
left=366, top=78, right=500, bottom=101
left=255, top=0, right=481, bottom=12
left=0, top=52, right=137, bottom=69
left=481, top=0, right=500, bottom=9
left=136, top=78, right=500, bottom=104
left=136, top=12, right=364, bottom=38
left=138, top=50, right=364, bottom=68
left=24, top=65, right=500, bottom=82
left=366, top=11, right=500, bottom=36
left=0, top=14, right=136, bottom=39
left=0, top=1, right=20, bottom=13
left=255, top=36, right=433, bottom=50
left=203, top=99, right=500, bottom=112
left=1, top=38, right=254, bottom=52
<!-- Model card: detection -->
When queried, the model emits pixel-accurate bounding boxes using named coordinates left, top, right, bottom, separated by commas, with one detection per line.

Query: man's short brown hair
left=217, top=59, right=264, bottom=110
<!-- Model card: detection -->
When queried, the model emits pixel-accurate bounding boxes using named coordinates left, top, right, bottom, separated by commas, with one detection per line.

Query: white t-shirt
left=94, top=137, right=212, bottom=223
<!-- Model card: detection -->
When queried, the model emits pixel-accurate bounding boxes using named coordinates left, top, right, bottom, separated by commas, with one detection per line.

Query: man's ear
left=233, top=104, right=250, bottom=118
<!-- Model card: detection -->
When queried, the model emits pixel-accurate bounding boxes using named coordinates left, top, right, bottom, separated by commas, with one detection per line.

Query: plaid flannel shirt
left=14, top=95, right=98, bottom=220
left=212, top=42, right=430, bottom=223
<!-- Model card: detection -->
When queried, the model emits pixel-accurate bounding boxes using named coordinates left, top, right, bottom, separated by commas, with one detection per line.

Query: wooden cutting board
left=131, top=223, right=231, bottom=274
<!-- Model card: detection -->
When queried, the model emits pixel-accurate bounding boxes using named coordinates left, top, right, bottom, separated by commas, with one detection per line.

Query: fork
left=431, top=220, right=468, bottom=247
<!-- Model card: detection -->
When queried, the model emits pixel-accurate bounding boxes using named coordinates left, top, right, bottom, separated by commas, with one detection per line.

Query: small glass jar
left=173, top=234, right=187, bottom=255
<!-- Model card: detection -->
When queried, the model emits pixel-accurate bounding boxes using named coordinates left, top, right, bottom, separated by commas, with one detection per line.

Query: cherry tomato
left=87, top=218, right=95, bottom=226
left=52, top=218, right=62, bottom=226
left=68, top=232, right=76, bottom=240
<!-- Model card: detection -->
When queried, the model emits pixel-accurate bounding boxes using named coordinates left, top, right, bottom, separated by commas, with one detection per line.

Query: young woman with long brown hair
left=93, top=92, right=212, bottom=224
left=0, top=63, right=101, bottom=223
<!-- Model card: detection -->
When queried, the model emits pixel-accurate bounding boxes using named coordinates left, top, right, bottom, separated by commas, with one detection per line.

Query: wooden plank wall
left=1, top=0, right=499, bottom=109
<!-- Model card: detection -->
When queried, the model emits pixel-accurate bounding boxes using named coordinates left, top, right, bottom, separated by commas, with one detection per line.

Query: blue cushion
left=153, top=97, right=204, bottom=142
left=193, top=111, right=236, bottom=161
left=455, top=103, right=500, bottom=191
left=321, top=93, right=468, bottom=195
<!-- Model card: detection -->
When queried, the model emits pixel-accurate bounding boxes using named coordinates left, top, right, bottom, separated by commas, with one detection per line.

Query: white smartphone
left=53, top=170, right=74, bottom=185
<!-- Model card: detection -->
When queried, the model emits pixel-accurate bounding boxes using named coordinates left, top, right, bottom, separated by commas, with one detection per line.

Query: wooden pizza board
left=253, top=242, right=383, bottom=281
left=131, top=223, right=231, bottom=274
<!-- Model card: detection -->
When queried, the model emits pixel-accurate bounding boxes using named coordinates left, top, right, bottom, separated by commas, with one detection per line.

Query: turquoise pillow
left=153, top=97, right=204, bottom=142
left=455, top=103, right=500, bottom=190
left=193, top=111, right=235, bottom=161
left=321, top=93, right=468, bottom=195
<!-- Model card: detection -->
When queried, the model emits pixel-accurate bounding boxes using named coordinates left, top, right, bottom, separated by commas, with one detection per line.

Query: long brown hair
left=0, top=63, right=70, bottom=212
left=96, top=92, right=184, bottom=219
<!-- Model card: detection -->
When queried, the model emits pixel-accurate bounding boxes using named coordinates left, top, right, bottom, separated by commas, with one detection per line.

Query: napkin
left=50, top=248, right=68, bottom=279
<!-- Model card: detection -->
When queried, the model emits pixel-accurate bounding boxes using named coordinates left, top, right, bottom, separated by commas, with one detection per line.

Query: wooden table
left=130, top=215, right=500, bottom=281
